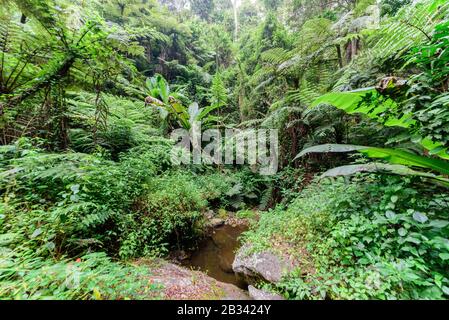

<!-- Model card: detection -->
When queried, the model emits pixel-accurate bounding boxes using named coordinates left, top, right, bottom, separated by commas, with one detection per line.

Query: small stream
left=182, top=224, right=248, bottom=289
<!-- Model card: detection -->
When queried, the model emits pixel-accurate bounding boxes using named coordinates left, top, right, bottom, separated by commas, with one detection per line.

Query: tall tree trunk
left=119, top=3, right=126, bottom=17
left=231, top=0, right=239, bottom=41
left=336, top=44, right=343, bottom=68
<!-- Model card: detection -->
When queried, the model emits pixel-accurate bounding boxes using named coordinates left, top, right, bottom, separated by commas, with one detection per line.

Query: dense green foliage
left=0, top=0, right=448, bottom=300
left=244, top=176, right=449, bottom=299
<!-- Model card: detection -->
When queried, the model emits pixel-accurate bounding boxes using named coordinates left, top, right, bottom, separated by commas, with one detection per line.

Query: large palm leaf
left=296, top=143, right=449, bottom=176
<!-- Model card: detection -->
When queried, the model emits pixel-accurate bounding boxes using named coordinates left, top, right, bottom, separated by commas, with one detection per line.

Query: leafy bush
left=116, top=168, right=272, bottom=258
left=0, top=139, right=222, bottom=299
left=0, top=138, right=175, bottom=258
left=118, top=171, right=208, bottom=259
left=243, top=175, right=449, bottom=300
left=0, top=138, right=270, bottom=263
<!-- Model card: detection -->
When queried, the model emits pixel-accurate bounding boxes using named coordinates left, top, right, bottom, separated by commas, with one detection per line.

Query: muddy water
left=182, top=224, right=248, bottom=289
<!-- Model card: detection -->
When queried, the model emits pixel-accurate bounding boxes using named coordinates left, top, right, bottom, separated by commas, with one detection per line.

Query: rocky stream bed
left=136, top=213, right=292, bottom=300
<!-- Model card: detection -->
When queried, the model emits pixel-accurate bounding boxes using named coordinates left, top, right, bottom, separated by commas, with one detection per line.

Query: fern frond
left=261, top=48, right=293, bottom=65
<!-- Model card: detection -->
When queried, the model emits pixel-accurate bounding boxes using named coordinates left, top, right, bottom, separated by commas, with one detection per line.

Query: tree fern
left=369, top=0, right=448, bottom=62
left=209, top=72, right=227, bottom=109
left=260, top=47, right=294, bottom=66
left=333, top=0, right=449, bottom=92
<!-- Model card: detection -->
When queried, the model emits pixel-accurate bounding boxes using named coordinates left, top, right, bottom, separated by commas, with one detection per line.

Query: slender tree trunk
left=59, top=112, right=69, bottom=150
left=345, top=41, right=351, bottom=63
left=231, top=0, right=239, bottom=41
left=351, top=39, right=356, bottom=60
left=239, top=90, right=245, bottom=120
left=119, top=3, right=126, bottom=17
left=336, top=44, right=343, bottom=68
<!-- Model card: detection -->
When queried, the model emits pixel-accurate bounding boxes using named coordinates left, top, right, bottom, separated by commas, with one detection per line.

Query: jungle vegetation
left=0, top=0, right=448, bottom=300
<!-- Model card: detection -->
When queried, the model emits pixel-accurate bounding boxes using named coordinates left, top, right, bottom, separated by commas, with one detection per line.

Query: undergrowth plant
left=243, top=176, right=449, bottom=300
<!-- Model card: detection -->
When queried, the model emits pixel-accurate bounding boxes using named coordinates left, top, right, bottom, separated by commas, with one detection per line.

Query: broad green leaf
left=412, top=212, right=428, bottom=224
left=310, top=89, right=449, bottom=159
left=421, top=138, right=449, bottom=160
left=158, top=76, right=170, bottom=103
left=386, top=210, right=396, bottom=219
left=319, top=163, right=449, bottom=184
left=429, top=220, right=449, bottom=229
left=398, top=228, right=407, bottom=237
left=359, top=148, right=449, bottom=175
left=296, top=144, right=367, bottom=159
left=310, top=88, right=376, bottom=111
left=439, top=253, right=449, bottom=261
left=406, top=237, right=421, bottom=245
left=145, top=78, right=152, bottom=90
left=157, top=106, right=169, bottom=120
left=46, top=242, right=56, bottom=250
left=31, top=228, right=43, bottom=239
left=297, top=144, right=449, bottom=176
left=70, top=184, right=80, bottom=194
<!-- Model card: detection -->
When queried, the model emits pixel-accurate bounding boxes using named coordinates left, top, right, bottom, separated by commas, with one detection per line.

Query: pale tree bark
left=231, top=0, right=239, bottom=41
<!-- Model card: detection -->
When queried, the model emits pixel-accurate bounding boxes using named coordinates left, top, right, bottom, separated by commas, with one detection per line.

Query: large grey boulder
left=248, top=286, right=285, bottom=300
left=232, top=245, right=297, bottom=284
